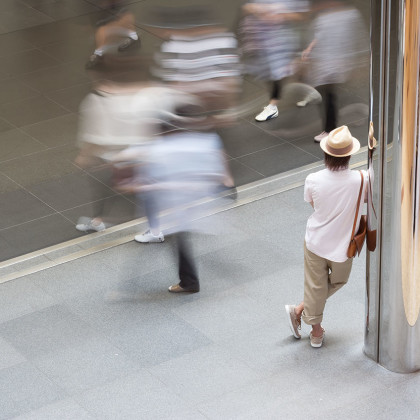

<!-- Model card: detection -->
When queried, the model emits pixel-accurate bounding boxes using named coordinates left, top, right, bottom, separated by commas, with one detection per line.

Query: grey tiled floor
left=0, top=187, right=419, bottom=419
left=0, top=0, right=370, bottom=261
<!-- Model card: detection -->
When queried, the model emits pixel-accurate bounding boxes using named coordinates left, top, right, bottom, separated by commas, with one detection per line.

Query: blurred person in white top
left=300, top=0, right=369, bottom=141
left=239, top=0, right=310, bottom=121
left=285, top=126, right=369, bottom=348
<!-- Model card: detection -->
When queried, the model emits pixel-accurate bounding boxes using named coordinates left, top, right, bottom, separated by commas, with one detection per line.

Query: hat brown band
left=326, top=142, right=353, bottom=156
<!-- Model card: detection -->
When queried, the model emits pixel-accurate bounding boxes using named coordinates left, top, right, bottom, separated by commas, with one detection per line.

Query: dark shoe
left=168, top=284, right=199, bottom=293
left=218, top=185, right=237, bottom=200
left=85, top=54, right=103, bottom=69
left=118, top=37, right=139, bottom=52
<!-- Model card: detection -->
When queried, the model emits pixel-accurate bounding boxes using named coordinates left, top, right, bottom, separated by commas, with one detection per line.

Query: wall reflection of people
left=301, top=0, right=369, bottom=142
left=239, top=0, right=309, bottom=122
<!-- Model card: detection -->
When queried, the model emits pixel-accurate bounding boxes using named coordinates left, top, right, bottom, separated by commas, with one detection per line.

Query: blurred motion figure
left=300, top=0, right=369, bottom=141
left=86, top=0, right=139, bottom=69
left=239, top=0, right=309, bottom=121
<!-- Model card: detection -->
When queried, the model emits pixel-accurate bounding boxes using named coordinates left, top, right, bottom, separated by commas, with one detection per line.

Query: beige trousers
left=302, top=242, right=353, bottom=325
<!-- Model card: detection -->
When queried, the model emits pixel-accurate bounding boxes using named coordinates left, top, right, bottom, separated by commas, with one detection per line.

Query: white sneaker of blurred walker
left=296, top=89, right=322, bottom=107
left=76, top=217, right=106, bottom=232
left=255, top=104, right=278, bottom=121
left=134, top=230, right=165, bottom=243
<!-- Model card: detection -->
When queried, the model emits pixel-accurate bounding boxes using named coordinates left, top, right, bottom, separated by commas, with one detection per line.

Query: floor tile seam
left=16, top=64, right=91, bottom=92
left=0, top=44, right=36, bottom=58
left=227, top=141, right=286, bottom=160
left=59, top=300, right=142, bottom=361
left=4, top=8, right=101, bottom=36
left=281, top=138, right=323, bottom=161
left=194, top=372, right=288, bottom=411
left=61, top=203, right=132, bottom=237
left=72, top=163, right=125, bottom=196
left=43, top=80, right=92, bottom=97
left=41, top=91, right=76, bottom=114
left=234, top=142, right=292, bottom=162
left=0, top=79, right=41, bottom=103
left=279, top=139, right=323, bottom=162
left=17, top=130, right=76, bottom=152
left=55, top=193, right=123, bottom=215
left=242, top=116, right=289, bottom=142
left=144, top=341, right=265, bottom=394
left=0, top=213, right=60, bottom=234
left=27, top=31, right=95, bottom=51
left=229, top=157, right=266, bottom=177
left=25, top=4, right=100, bottom=22
left=18, top=3, right=57, bottom=23
left=0, top=49, right=61, bottom=71
left=0, top=172, right=64, bottom=218
left=15, top=123, right=53, bottom=149
left=0, top=96, right=73, bottom=125
left=0, top=132, right=52, bottom=164
left=247, top=118, right=310, bottom=143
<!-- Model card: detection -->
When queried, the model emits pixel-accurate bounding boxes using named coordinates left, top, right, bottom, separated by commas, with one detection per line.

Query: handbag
left=347, top=171, right=367, bottom=258
left=366, top=174, right=377, bottom=251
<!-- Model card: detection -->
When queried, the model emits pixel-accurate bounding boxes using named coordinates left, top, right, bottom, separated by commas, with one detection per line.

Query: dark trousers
left=270, top=80, right=282, bottom=100
left=177, top=232, right=199, bottom=290
left=317, top=84, right=338, bottom=133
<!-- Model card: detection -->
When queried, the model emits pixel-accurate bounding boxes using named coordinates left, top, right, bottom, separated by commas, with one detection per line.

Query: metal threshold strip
left=0, top=149, right=368, bottom=284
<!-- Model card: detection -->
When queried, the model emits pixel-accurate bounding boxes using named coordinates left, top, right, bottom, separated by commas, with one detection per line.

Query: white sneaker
left=314, top=131, right=329, bottom=143
left=296, top=90, right=322, bottom=107
left=255, top=105, right=278, bottom=122
left=76, top=217, right=106, bottom=232
left=134, top=230, right=164, bottom=243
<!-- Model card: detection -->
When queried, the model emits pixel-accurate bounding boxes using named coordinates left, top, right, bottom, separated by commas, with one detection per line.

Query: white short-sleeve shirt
left=304, top=168, right=368, bottom=262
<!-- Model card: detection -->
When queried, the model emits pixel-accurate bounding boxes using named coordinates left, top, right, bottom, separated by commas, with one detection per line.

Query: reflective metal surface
left=365, top=0, right=420, bottom=373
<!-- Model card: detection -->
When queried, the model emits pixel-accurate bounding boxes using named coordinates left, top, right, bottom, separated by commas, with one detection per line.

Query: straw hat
left=320, top=125, right=360, bottom=157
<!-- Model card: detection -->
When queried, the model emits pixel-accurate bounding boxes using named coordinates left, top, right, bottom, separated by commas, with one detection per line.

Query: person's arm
left=304, top=174, right=315, bottom=208
left=302, top=39, right=317, bottom=61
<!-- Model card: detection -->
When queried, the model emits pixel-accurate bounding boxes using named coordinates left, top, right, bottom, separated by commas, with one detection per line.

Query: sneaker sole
left=255, top=112, right=279, bottom=122
left=310, top=333, right=324, bottom=348
left=285, top=305, right=301, bottom=339
left=134, top=236, right=164, bottom=243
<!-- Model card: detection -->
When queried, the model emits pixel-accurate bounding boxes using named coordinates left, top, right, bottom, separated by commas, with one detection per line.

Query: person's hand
left=301, top=40, right=316, bottom=61
left=301, top=48, right=311, bottom=61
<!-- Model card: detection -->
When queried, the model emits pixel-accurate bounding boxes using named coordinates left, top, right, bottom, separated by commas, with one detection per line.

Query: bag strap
left=350, top=171, right=364, bottom=241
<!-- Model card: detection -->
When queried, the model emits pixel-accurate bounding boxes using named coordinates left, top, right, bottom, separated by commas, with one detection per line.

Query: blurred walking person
left=86, top=0, right=139, bottom=69
left=239, top=0, right=309, bottom=121
left=300, top=0, right=369, bottom=141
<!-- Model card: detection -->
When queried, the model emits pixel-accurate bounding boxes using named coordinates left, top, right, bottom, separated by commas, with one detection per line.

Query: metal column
left=365, top=0, right=420, bottom=373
